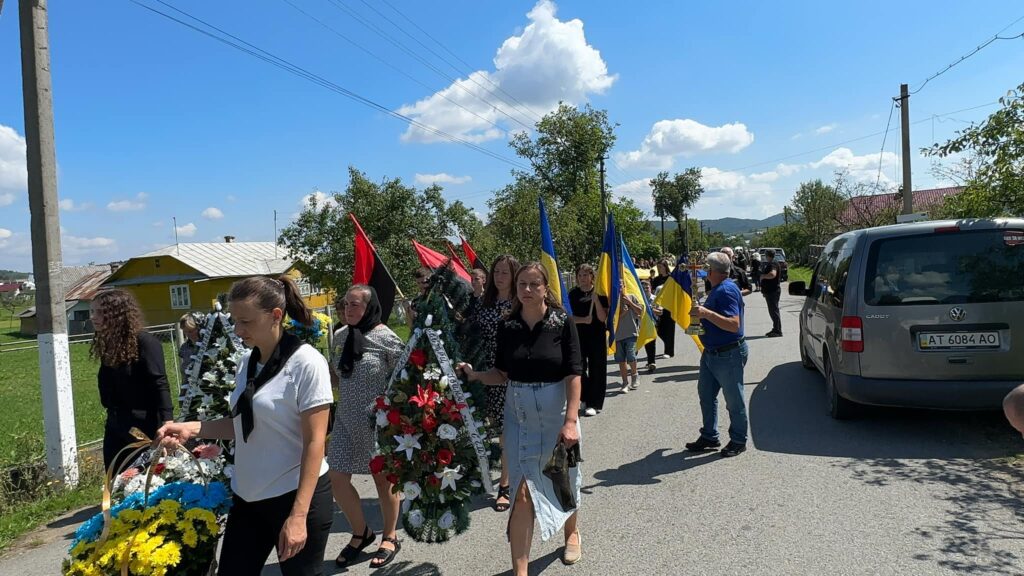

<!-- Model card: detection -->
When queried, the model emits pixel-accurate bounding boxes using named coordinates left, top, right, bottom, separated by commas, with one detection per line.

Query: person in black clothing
left=649, top=259, right=675, bottom=360
left=90, top=289, right=174, bottom=470
left=704, top=248, right=753, bottom=296
left=568, top=264, right=608, bottom=417
left=761, top=249, right=783, bottom=336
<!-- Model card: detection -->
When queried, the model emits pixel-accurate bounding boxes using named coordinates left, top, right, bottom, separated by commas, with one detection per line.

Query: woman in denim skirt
left=459, top=262, right=584, bottom=576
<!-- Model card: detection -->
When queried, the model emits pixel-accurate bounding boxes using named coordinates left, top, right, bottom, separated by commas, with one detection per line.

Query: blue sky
left=1, top=1, right=1022, bottom=271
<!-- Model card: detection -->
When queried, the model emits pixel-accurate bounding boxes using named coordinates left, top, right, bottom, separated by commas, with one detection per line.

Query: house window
left=170, top=284, right=191, bottom=309
left=296, top=277, right=313, bottom=297
left=72, top=310, right=89, bottom=321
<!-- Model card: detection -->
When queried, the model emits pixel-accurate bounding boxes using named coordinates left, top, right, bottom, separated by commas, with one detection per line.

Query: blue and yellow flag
left=654, top=254, right=704, bottom=353
left=621, top=237, right=658, bottom=352
left=595, top=214, right=620, bottom=351
left=538, top=197, right=573, bottom=314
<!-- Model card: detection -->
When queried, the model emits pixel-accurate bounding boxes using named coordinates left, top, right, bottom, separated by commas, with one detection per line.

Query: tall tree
left=650, top=168, right=704, bottom=250
left=279, top=167, right=485, bottom=295
left=789, top=178, right=845, bottom=245
left=925, top=81, right=1024, bottom=218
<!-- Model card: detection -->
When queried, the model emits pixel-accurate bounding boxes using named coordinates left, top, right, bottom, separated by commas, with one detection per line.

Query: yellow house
left=102, top=240, right=331, bottom=325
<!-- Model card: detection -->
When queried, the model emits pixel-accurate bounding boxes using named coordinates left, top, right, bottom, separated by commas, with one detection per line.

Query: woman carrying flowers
left=327, top=285, right=405, bottom=569
left=458, top=262, right=585, bottom=575
left=90, top=289, right=174, bottom=470
left=476, top=254, right=519, bottom=512
left=157, top=275, right=335, bottom=576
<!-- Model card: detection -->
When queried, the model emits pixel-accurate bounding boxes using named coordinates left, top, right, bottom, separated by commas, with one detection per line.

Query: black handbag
left=542, top=441, right=583, bottom=511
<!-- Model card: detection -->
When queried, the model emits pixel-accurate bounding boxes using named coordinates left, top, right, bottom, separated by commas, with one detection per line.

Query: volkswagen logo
left=949, top=307, right=967, bottom=322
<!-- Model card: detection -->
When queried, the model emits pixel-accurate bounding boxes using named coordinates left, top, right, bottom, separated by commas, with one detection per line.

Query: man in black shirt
left=760, top=249, right=783, bottom=336
left=704, top=247, right=752, bottom=296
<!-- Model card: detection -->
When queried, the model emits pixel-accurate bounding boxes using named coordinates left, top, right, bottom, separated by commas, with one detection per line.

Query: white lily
left=435, top=466, right=463, bottom=492
left=394, top=433, right=423, bottom=460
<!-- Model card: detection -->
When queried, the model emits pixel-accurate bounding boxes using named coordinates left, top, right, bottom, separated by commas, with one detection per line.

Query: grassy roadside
left=788, top=266, right=813, bottom=285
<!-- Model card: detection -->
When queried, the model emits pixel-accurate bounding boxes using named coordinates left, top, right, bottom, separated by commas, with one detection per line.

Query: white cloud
left=815, top=123, right=837, bottom=135
left=201, top=207, right=224, bottom=220
left=61, top=233, right=117, bottom=257
left=175, top=222, right=197, bottom=238
left=616, top=119, right=755, bottom=169
left=107, top=192, right=148, bottom=212
left=226, top=195, right=237, bottom=202
left=0, top=228, right=11, bottom=239
left=59, top=198, right=93, bottom=212
left=414, top=173, right=472, bottom=186
left=613, top=178, right=655, bottom=211
left=0, top=192, right=14, bottom=207
left=300, top=190, right=337, bottom=209
left=810, top=147, right=897, bottom=178
left=152, top=221, right=164, bottom=227
left=396, top=0, right=616, bottom=143
left=0, top=125, right=28, bottom=191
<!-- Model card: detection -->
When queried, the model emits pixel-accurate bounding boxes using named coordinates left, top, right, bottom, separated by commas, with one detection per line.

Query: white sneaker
left=584, top=407, right=598, bottom=417
left=629, top=375, right=639, bottom=390
left=620, top=383, right=630, bottom=393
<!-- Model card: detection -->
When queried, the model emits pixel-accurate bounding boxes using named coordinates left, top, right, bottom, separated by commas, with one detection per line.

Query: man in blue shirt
left=684, top=252, right=749, bottom=457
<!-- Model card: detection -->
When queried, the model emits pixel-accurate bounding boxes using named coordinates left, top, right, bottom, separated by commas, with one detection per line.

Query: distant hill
left=648, top=213, right=786, bottom=236
left=0, top=270, right=30, bottom=282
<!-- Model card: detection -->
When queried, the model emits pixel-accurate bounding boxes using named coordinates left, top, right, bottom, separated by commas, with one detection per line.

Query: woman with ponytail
left=327, top=284, right=405, bottom=568
left=157, top=275, right=335, bottom=575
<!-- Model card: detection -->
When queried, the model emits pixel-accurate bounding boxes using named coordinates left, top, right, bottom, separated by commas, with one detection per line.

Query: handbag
left=542, top=441, right=583, bottom=511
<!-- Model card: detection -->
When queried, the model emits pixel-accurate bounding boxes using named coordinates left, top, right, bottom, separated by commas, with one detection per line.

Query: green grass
left=788, top=266, right=813, bottom=285
left=0, top=307, right=31, bottom=344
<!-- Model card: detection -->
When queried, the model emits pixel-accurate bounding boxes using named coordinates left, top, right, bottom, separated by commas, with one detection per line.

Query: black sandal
left=494, top=484, right=511, bottom=512
left=335, top=524, right=375, bottom=567
left=370, top=536, right=401, bottom=568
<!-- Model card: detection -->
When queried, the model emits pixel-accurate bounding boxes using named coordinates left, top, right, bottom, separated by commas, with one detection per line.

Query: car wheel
left=824, top=354, right=856, bottom=420
left=799, top=329, right=815, bottom=370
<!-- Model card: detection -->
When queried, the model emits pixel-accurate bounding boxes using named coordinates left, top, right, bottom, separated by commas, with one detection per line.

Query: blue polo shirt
left=699, top=279, right=744, bottom=350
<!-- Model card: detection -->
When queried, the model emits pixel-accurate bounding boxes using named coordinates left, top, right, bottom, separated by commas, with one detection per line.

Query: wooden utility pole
left=599, top=156, right=607, bottom=233
left=898, top=83, right=913, bottom=214
left=20, top=0, right=78, bottom=485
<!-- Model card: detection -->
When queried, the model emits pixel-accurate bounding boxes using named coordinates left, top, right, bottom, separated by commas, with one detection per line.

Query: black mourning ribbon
left=233, top=332, right=303, bottom=441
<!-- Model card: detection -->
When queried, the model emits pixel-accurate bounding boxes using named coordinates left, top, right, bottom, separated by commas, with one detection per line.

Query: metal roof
left=65, top=269, right=112, bottom=301
left=63, top=265, right=111, bottom=288
left=839, top=186, right=964, bottom=226
left=137, top=242, right=293, bottom=278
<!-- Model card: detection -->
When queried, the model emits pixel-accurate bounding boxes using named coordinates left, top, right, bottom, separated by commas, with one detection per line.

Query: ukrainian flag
left=539, top=197, right=573, bottom=314
left=621, top=238, right=658, bottom=352
left=654, top=254, right=704, bottom=353
left=595, top=214, right=621, bottom=352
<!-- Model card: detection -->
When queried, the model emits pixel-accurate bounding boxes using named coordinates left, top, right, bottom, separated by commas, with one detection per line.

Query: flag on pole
left=620, top=237, right=658, bottom=352
left=460, top=236, right=485, bottom=270
left=654, top=254, right=704, bottom=353
left=595, top=214, right=621, bottom=351
left=446, top=241, right=468, bottom=269
left=538, top=197, right=573, bottom=314
left=349, top=213, right=399, bottom=323
left=411, top=240, right=472, bottom=283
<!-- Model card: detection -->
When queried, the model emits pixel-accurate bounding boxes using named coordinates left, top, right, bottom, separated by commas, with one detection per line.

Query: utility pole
left=898, top=83, right=913, bottom=214
left=599, top=156, right=607, bottom=232
left=20, top=0, right=78, bottom=486
left=683, top=213, right=689, bottom=255
left=659, top=212, right=665, bottom=254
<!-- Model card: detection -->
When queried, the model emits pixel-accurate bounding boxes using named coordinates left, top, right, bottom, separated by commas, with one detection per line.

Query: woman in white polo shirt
left=157, top=275, right=335, bottom=576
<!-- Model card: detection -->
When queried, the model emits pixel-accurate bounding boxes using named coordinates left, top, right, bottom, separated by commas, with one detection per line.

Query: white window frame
left=170, top=284, right=192, bottom=309
left=296, top=277, right=312, bottom=297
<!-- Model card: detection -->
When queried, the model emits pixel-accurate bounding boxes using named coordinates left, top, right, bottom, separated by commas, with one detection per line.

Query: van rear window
left=864, top=229, right=1024, bottom=306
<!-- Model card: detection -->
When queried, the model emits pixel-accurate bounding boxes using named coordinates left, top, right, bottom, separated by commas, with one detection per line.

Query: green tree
left=789, top=178, right=845, bottom=244
left=279, top=167, right=486, bottom=295
left=651, top=168, right=704, bottom=250
left=925, top=82, right=1024, bottom=217
left=753, top=224, right=811, bottom=263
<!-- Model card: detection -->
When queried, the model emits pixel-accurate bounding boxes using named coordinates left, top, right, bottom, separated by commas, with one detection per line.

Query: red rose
left=152, top=463, right=166, bottom=475
left=387, top=409, right=401, bottom=425
left=421, top=414, right=438, bottom=433
left=427, top=474, right=441, bottom=487
left=375, top=396, right=389, bottom=410
left=402, top=424, right=418, bottom=435
left=409, top=349, right=428, bottom=369
left=437, top=448, right=454, bottom=467
left=386, top=474, right=399, bottom=485
left=369, top=455, right=386, bottom=475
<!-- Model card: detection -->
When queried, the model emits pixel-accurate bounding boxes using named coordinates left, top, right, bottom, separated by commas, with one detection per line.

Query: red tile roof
left=0, top=283, right=21, bottom=293
left=839, top=186, right=964, bottom=227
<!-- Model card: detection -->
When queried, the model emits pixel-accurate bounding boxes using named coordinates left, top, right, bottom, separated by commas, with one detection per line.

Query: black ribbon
left=337, top=287, right=383, bottom=378
left=233, top=332, right=303, bottom=441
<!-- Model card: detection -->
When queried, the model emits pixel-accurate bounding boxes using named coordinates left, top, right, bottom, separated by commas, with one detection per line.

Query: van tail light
left=934, top=225, right=960, bottom=233
left=841, top=316, right=864, bottom=353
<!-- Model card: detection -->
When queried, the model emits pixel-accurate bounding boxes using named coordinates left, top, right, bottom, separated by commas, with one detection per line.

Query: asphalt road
left=4, top=291, right=1024, bottom=576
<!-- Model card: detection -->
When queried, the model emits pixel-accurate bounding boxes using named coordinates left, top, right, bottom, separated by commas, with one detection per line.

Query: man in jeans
left=760, top=249, right=783, bottom=336
left=685, top=252, right=749, bottom=457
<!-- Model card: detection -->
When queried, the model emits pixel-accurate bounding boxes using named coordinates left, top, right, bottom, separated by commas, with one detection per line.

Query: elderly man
left=685, top=251, right=749, bottom=457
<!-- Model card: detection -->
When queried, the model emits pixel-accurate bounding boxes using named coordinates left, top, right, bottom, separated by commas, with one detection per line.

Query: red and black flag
left=460, top=236, right=485, bottom=270
left=349, top=213, right=399, bottom=323
left=446, top=241, right=468, bottom=269
left=411, top=240, right=472, bottom=282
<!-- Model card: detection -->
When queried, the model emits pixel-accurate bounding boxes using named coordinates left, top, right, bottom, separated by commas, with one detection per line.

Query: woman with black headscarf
left=326, top=284, right=405, bottom=569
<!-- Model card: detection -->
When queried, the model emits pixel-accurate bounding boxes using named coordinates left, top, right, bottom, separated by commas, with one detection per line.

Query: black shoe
left=684, top=437, right=721, bottom=452
left=765, top=330, right=782, bottom=337
left=720, top=442, right=747, bottom=457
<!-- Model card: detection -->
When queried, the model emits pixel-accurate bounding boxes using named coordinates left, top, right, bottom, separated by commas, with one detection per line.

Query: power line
left=909, top=14, right=1024, bottom=95
left=129, top=0, right=532, bottom=172
left=875, top=100, right=896, bottom=188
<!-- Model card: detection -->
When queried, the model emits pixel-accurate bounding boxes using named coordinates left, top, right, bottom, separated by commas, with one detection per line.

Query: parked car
left=789, top=219, right=1024, bottom=418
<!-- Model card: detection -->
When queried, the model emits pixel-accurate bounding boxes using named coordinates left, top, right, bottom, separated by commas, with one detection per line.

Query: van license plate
left=918, top=332, right=1001, bottom=350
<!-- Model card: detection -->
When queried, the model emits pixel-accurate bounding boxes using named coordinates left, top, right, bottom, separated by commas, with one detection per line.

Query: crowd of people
left=88, top=247, right=789, bottom=576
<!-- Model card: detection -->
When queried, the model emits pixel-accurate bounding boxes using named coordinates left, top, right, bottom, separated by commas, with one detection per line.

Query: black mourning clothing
left=495, top=308, right=583, bottom=383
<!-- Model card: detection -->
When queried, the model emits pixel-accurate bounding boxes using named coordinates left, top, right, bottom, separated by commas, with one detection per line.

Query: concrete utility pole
left=20, top=0, right=78, bottom=485
left=599, top=156, right=607, bottom=232
left=660, top=213, right=665, bottom=254
left=899, top=83, right=913, bottom=214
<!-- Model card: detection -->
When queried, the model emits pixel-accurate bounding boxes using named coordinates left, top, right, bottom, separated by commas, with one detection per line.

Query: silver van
left=789, top=219, right=1024, bottom=418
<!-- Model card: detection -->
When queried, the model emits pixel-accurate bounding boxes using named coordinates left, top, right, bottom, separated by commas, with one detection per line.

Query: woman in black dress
left=90, top=289, right=174, bottom=469
left=650, top=259, right=675, bottom=359
left=568, top=264, right=608, bottom=417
